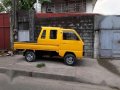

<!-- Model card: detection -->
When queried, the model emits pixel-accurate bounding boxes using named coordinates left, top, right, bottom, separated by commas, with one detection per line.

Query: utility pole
left=11, top=0, right=17, bottom=50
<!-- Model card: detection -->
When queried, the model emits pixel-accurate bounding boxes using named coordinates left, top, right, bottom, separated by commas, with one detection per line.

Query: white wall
left=86, top=1, right=93, bottom=13
left=93, top=0, right=120, bottom=15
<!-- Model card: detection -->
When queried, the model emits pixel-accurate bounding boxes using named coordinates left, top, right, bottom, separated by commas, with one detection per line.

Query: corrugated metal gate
left=113, top=31, right=120, bottom=58
left=99, top=16, right=120, bottom=58
left=100, top=30, right=120, bottom=58
left=0, top=13, right=10, bottom=50
left=35, top=14, right=95, bottom=57
left=100, top=30, right=112, bottom=58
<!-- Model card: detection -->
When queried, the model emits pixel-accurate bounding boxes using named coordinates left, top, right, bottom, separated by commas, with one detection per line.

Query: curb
left=0, top=67, right=76, bottom=82
left=0, top=67, right=96, bottom=85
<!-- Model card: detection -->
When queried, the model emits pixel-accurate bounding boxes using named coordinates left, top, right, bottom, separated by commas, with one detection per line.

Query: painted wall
left=0, top=13, right=10, bottom=50
left=86, top=1, right=93, bottom=13
left=93, top=0, right=120, bottom=15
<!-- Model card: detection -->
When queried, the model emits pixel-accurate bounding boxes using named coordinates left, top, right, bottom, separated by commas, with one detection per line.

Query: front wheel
left=25, top=51, right=36, bottom=62
left=64, top=54, right=76, bottom=66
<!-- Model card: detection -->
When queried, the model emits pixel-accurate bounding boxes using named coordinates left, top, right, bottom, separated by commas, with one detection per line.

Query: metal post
left=37, top=0, right=39, bottom=3
left=94, top=30, right=99, bottom=59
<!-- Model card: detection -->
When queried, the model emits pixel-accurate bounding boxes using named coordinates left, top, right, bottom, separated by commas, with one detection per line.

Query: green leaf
left=39, top=0, right=51, bottom=3
left=0, top=0, right=51, bottom=11
left=0, top=5, right=5, bottom=12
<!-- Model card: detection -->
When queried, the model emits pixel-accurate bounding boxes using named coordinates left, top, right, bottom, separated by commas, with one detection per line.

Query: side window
left=63, top=32, right=79, bottom=40
left=41, top=30, right=46, bottom=39
left=50, top=30, right=57, bottom=39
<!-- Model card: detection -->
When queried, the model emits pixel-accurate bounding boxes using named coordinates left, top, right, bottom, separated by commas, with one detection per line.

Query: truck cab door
left=47, top=29, right=60, bottom=46
left=37, top=29, right=48, bottom=45
left=38, top=29, right=60, bottom=46
left=60, top=30, right=84, bottom=52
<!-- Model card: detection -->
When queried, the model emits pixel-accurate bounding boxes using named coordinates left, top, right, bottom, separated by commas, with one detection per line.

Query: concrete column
left=29, top=9, right=35, bottom=41
left=86, top=1, right=93, bottom=13
left=11, top=0, right=17, bottom=49
left=94, top=30, right=99, bottom=59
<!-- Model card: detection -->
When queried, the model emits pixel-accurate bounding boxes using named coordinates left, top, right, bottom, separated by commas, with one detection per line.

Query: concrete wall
left=35, top=14, right=95, bottom=57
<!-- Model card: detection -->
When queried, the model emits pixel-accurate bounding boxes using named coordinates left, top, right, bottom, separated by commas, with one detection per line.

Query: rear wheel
left=25, top=51, right=36, bottom=62
left=64, top=54, right=76, bottom=66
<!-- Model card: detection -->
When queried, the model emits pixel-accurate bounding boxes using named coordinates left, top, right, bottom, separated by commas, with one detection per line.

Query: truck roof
left=42, top=26, right=62, bottom=29
left=42, top=27, right=75, bottom=31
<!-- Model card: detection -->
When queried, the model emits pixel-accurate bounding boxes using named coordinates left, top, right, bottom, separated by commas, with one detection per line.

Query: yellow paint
left=14, top=27, right=84, bottom=59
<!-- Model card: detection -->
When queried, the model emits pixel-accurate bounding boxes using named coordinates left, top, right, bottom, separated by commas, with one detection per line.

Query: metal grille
left=44, top=0, right=86, bottom=13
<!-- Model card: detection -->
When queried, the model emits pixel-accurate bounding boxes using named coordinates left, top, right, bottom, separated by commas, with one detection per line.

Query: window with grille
left=44, top=0, right=86, bottom=13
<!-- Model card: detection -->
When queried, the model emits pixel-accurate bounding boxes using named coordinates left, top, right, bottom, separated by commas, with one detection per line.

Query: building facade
left=41, top=0, right=96, bottom=13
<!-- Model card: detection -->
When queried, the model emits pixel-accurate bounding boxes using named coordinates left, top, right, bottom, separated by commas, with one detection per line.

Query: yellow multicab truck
left=14, top=27, right=84, bottom=65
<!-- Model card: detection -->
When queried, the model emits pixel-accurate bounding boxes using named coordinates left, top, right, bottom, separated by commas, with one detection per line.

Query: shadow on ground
left=97, top=59, right=120, bottom=77
left=37, top=56, right=64, bottom=62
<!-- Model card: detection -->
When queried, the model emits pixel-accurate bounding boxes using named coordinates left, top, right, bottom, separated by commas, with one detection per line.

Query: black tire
left=25, top=51, right=36, bottom=62
left=64, top=54, right=76, bottom=66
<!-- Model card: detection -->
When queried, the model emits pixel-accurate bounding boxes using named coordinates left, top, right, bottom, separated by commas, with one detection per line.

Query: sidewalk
left=0, top=55, right=120, bottom=89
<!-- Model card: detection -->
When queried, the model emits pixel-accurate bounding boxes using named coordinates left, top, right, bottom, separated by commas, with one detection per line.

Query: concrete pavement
left=0, top=55, right=120, bottom=89
left=109, top=60, right=120, bottom=73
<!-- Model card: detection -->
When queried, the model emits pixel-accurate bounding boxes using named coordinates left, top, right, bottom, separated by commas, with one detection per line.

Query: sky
left=93, top=0, right=120, bottom=15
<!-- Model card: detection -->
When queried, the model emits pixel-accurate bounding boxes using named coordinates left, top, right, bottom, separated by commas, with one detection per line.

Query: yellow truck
left=14, top=27, right=84, bottom=65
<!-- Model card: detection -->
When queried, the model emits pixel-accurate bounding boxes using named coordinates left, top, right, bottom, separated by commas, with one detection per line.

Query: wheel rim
left=66, top=56, right=74, bottom=65
left=26, top=53, right=34, bottom=61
